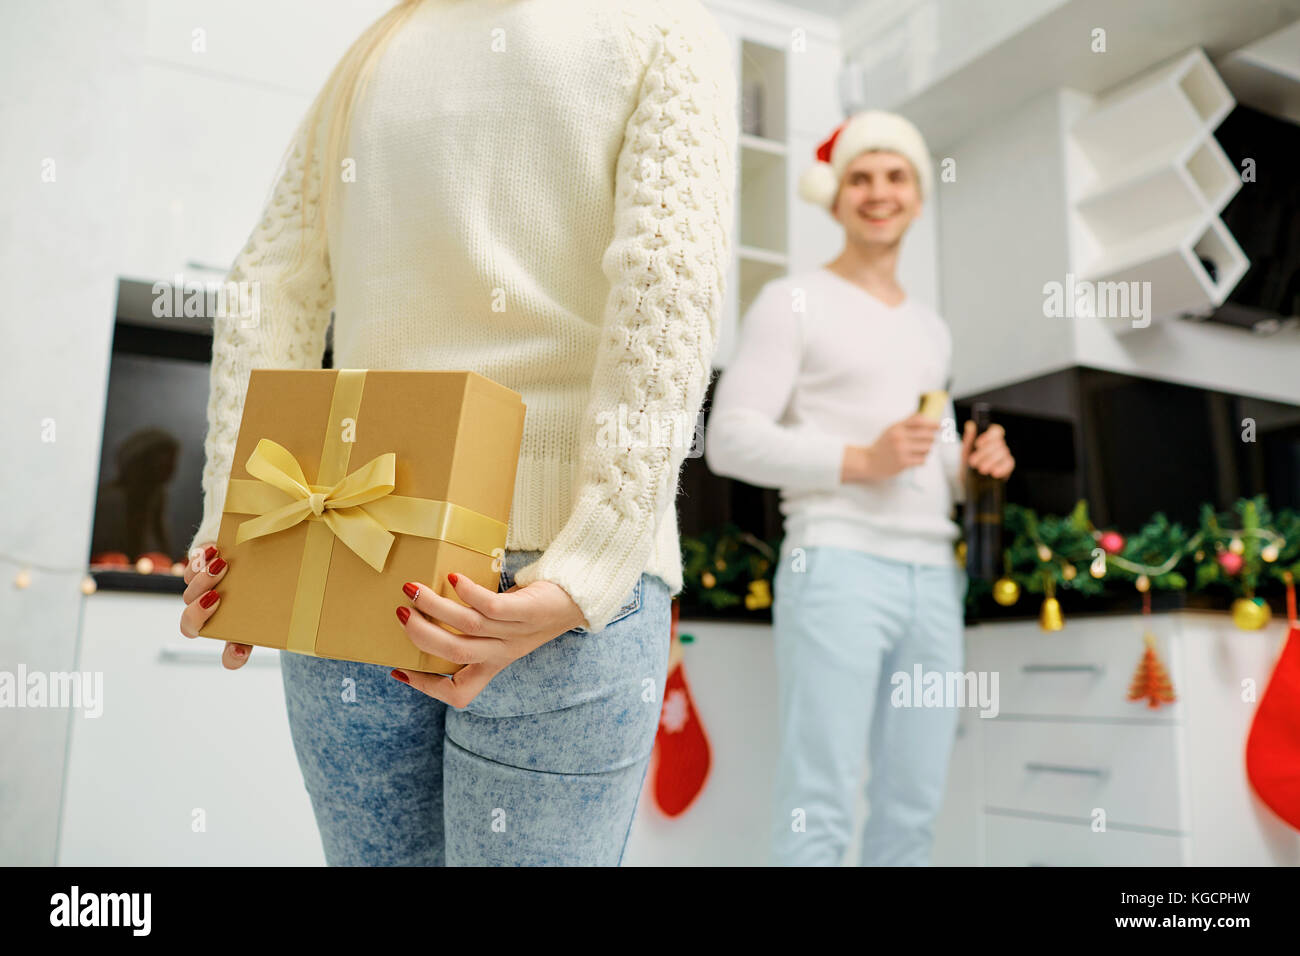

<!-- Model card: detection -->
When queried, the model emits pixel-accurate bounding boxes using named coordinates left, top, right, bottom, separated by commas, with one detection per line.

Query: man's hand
left=961, top=420, right=1015, bottom=479
left=391, top=573, right=588, bottom=707
left=841, top=413, right=940, bottom=482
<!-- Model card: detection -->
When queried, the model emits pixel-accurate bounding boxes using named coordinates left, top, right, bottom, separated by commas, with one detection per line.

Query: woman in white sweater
left=176, top=0, right=736, bottom=866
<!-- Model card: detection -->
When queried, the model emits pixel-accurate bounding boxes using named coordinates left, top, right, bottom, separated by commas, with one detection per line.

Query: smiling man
left=705, top=110, right=1014, bottom=866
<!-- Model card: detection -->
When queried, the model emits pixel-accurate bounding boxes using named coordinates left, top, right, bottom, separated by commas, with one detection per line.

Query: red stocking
left=651, top=602, right=711, bottom=817
left=1246, top=625, right=1300, bottom=832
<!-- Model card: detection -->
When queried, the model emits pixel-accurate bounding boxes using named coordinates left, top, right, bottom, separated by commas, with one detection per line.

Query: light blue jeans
left=279, top=549, right=671, bottom=866
left=770, top=545, right=967, bottom=866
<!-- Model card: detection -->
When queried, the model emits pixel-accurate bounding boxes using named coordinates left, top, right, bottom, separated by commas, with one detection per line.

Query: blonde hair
left=282, top=0, right=426, bottom=286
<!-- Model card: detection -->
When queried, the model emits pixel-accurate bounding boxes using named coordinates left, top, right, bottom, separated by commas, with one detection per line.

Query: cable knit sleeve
left=510, top=2, right=737, bottom=633
left=186, top=117, right=334, bottom=557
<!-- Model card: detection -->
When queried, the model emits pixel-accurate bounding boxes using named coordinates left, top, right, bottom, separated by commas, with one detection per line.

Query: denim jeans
left=769, top=545, right=967, bottom=866
left=279, top=549, right=671, bottom=866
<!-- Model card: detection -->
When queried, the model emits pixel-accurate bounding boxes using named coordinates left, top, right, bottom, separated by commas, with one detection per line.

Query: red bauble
left=1218, top=551, right=1244, bottom=575
left=1099, top=531, right=1125, bottom=554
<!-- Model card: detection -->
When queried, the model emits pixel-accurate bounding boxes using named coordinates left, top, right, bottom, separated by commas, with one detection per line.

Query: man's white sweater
left=188, top=0, right=737, bottom=632
left=705, top=267, right=965, bottom=567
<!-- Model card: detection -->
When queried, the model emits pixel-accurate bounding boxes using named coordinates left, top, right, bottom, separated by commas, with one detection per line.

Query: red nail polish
left=200, top=590, right=220, bottom=609
left=402, top=581, right=420, bottom=600
left=208, top=557, right=227, bottom=575
left=396, top=606, right=411, bottom=624
left=447, top=572, right=459, bottom=587
left=391, top=669, right=410, bottom=684
left=204, top=546, right=218, bottom=562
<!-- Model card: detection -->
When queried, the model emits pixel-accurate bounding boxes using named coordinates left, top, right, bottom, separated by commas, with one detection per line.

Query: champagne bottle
left=964, top=402, right=1004, bottom=581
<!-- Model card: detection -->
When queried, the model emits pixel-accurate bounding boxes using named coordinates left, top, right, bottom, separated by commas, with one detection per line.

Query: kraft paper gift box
left=197, top=369, right=526, bottom=674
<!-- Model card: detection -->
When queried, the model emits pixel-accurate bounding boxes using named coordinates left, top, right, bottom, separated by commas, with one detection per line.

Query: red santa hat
left=797, top=109, right=934, bottom=209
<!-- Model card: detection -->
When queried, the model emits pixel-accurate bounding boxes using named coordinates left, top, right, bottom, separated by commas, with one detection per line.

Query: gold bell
left=1039, top=596, right=1064, bottom=631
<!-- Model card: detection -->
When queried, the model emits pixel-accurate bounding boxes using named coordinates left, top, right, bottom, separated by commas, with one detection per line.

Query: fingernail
left=447, top=572, right=459, bottom=587
left=402, top=581, right=420, bottom=601
left=391, top=669, right=410, bottom=684
left=232, top=645, right=246, bottom=657
left=396, top=606, right=411, bottom=624
left=208, top=557, right=227, bottom=575
left=204, top=545, right=218, bottom=562
left=200, top=590, right=220, bottom=609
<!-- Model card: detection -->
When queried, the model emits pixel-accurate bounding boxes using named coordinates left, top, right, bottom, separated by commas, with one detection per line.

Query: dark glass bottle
left=964, top=402, right=1005, bottom=581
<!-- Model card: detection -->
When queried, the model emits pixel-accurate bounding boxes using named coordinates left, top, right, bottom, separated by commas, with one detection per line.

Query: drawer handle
left=1022, top=664, right=1105, bottom=674
left=158, top=647, right=277, bottom=667
left=1024, top=761, right=1107, bottom=778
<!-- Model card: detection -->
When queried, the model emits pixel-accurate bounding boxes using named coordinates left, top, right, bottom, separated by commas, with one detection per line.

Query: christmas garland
left=680, top=495, right=1300, bottom=629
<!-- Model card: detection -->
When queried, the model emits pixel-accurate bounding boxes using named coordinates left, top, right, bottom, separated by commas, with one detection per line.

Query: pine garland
left=680, top=495, right=1300, bottom=613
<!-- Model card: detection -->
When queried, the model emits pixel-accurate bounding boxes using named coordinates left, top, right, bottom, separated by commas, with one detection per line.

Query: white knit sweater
left=189, top=0, right=737, bottom=633
left=706, top=268, right=965, bottom=568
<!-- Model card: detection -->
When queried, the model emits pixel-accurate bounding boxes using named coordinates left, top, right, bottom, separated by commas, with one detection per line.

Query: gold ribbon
left=221, top=369, right=506, bottom=654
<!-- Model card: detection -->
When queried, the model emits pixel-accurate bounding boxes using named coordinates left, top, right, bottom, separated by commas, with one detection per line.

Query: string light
left=0, top=550, right=180, bottom=596
left=1024, top=524, right=1287, bottom=581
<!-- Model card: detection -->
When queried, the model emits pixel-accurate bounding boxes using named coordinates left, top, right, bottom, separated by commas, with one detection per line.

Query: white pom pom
left=797, top=162, right=839, bottom=207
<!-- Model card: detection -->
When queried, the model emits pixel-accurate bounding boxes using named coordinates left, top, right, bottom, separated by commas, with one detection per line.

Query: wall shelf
left=1067, top=47, right=1250, bottom=333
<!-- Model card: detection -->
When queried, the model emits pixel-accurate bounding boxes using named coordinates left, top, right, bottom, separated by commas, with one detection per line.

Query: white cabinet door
left=59, top=592, right=324, bottom=865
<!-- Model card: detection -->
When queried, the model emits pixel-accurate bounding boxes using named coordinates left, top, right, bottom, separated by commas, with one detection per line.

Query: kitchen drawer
left=966, top=618, right=1183, bottom=721
left=985, top=811, right=1189, bottom=866
left=983, top=719, right=1186, bottom=831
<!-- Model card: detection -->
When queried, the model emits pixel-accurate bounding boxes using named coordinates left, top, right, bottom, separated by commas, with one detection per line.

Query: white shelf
left=1067, top=47, right=1249, bottom=333
left=1076, top=135, right=1240, bottom=246
left=1071, top=48, right=1234, bottom=178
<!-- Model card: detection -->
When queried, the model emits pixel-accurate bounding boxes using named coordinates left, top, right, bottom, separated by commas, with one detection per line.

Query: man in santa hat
left=705, top=110, right=1015, bottom=866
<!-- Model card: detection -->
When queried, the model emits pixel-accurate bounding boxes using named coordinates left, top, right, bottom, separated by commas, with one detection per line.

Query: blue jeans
left=770, top=545, right=967, bottom=866
left=279, top=549, right=671, bottom=866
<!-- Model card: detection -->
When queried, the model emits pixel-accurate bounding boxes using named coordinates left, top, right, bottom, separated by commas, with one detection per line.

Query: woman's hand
left=179, top=542, right=253, bottom=669
left=961, top=421, right=1015, bottom=479
left=391, top=573, right=587, bottom=706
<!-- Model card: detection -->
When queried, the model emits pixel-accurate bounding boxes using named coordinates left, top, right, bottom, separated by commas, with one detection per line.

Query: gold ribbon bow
left=231, top=438, right=399, bottom=573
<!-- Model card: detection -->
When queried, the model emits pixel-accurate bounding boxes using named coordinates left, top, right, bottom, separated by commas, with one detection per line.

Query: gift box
left=197, top=368, right=526, bottom=674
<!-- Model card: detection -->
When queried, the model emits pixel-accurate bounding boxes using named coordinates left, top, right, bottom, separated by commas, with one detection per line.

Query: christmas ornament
left=1262, top=544, right=1280, bottom=562
left=1062, top=563, right=1077, bottom=581
left=1246, top=622, right=1300, bottom=832
left=744, top=578, right=772, bottom=610
left=1229, top=536, right=1245, bottom=555
left=1128, top=631, right=1177, bottom=708
left=1232, top=596, right=1271, bottom=630
left=652, top=602, right=711, bottom=817
left=1135, top=574, right=1150, bottom=592
left=1039, top=596, right=1064, bottom=631
left=1038, top=576, right=1063, bottom=631
left=1036, top=544, right=1051, bottom=562
left=992, top=576, right=1020, bottom=606
left=1098, top=530, right=1125, bottom=554
left=700, top=571, right=715, bottom=589
left=1218, top=551, right=1244, bottom=576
